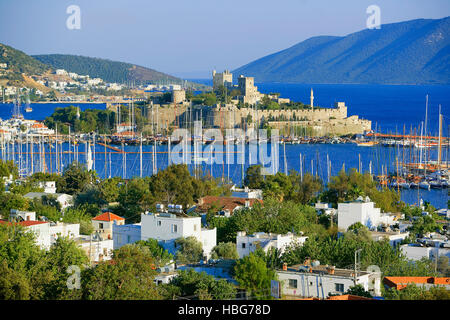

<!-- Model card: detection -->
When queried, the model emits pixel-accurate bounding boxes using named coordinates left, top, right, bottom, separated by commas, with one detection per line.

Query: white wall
left=49, top=223, right=80, bottom=245
left=277, top=271, right=379, bottom=298
left=236, top=232, right=308, bottom=259
left=113, top=223, right=141, bottom=249
left=338, top=201, right=382, bottom=231
left=141, top=212, right=216, bottom=260
left=401, top=245, right=450, bottom=261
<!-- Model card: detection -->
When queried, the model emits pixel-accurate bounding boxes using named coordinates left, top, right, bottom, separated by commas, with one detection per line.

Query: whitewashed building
left=236, top=231, right=308, bottom=259
left=276, top=262, right=381, bottom=298
left=338, top=196, right=396, bottom=231
left=77, top=235, right=114, bottom=263
left=113, top=222, right=141, bottom=249
left=370, top=231, right=410, bottom=247
left=92, top=212, right=125, bottom=240
left=2, top=212, right=80, bottom=250
left=140, top=204, right=216, bottom=259
left=400, top=244, right=450, bottom=261
left=24, top=192, right=73, bottom=210
left=230, top=186, right=263, bottom=200
left=38, top=181, right=57, bottom=194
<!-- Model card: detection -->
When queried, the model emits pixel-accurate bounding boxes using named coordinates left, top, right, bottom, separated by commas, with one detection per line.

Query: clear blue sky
left=0, top=0, right=449, bottom=78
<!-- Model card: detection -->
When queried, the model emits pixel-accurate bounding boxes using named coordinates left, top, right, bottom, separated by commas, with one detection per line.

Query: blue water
left=1, top=83, right=449, bottom=208
left=191, top=80, right=450, bottom=135
left=0, top=102, right=107, bottom=121
left=2, top=140, right=448, bottom=209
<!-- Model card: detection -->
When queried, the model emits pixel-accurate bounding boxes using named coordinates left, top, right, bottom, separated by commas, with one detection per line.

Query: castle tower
left=310, top=88, right=314, bottom=109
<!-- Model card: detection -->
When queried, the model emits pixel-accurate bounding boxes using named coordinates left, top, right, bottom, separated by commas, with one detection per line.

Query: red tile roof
left=196, top=196, right=263, bottom=214
left=384, top=276, right=450, bottom=290
left=92, top=212, right=125, bottom=222
left=0, top=220, right=48, bottom=227
left=327, top=294, right=374, bottom=300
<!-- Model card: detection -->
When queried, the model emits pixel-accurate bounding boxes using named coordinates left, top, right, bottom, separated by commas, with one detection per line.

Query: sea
left=0, top=83, right=449, bottom=209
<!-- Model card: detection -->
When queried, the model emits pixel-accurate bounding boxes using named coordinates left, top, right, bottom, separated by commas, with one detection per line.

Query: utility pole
left=354, top=249, right=362, bottom=285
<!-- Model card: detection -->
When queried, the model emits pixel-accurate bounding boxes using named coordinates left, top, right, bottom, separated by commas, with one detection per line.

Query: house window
left=172, top=224, right=178, bottom=233
left=242, top=243, right=246, bottom=249
left=194, top=224, right=197, bottom=231
left=288, top=279, right=298, bottom=289
left=335, top=283, right=344, bottom=292
left=157, top=221, right=161, bottom=226
left=99, top=223, right=104, bottom=229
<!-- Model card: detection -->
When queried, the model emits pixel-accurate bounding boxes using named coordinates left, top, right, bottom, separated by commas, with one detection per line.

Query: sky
left=0, top=0, right=449, bottom=78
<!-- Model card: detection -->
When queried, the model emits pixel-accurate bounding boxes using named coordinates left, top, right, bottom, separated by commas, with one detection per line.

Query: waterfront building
left=238, top=75, right=261, bottom=105
left=172, top=89, right=186, bottom=104
left=212, top=69, right=233, bottom=91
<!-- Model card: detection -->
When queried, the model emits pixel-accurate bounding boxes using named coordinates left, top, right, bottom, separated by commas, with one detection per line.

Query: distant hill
left=33, top=54, right=207, bottom=89
left=234, top=17, right=450, bottom=85
left=0, top=43, right=51, bottom=84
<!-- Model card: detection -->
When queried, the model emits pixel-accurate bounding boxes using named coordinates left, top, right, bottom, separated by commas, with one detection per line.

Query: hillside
left=33, top=54, right=208, bottom=89
left=0, top=43, right=52, bottom=85
left=234, top=17, right=450, bottom=85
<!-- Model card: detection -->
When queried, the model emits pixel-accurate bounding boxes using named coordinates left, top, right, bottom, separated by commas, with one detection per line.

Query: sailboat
left=25, top=94, right=32, bottom=112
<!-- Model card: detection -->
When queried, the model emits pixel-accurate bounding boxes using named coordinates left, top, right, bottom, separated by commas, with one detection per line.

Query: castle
left=111, top=69, right=372, bottom=137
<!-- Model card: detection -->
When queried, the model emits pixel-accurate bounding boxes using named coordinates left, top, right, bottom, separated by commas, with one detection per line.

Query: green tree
left=174, top=236, right=204, bottom=265
left=82, top=244, right=161, bottom=300
left=234, top=252, right=276, bottom=300
left=135, top=239, right=174, bottom=267
left=345, top=284, right=373, bottom=298
left=57, top=162, right=96, bottom=195
left=43, top=237, right=89, bottom=300
left=244, top=165, right=264, bottom=189
left=211, top=242, right=239, bottom=260
left=161, top=268, right=236, bottom=300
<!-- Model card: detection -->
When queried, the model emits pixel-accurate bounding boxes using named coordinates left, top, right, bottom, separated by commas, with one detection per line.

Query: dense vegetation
left=0, top=43, right=50, bottom=77
left=0, top=159, right=448, bottom=300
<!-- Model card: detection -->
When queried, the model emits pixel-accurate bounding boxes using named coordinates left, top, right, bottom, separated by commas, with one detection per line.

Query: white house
left=38, top=181, right=57, bottom=194
left=236, top=231, right=308, bottom=259
left=92, top=212, right=125, bottom=240
left=0, top=220, right=51, bottom=249
left=76, top=234, right=114, bottom=263
left=140, top=204, right=216, bottom=260
left=113, top=222, right=141, bottom=249
left=55, top=69, right=68, bottom=76
left=276, top=261, right=381, bottom=298
left=400, top=244, right=450, bottom=261
left=49, top=221, right=80, bottom=246
left=230, top=186, right=263, bottom=200
left=337, top=196, right=396, bottom=231
left=370, top=230, right=410, bottom=247
left=24, top=192, right=73, bottom=210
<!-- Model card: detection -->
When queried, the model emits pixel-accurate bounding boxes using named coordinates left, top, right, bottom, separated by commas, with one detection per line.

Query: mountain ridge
left=234, top=17, right=450, bottom=85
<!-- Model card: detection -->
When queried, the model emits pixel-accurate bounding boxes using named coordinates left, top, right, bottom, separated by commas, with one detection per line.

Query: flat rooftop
left=280, top=264, right=371, bottom=278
